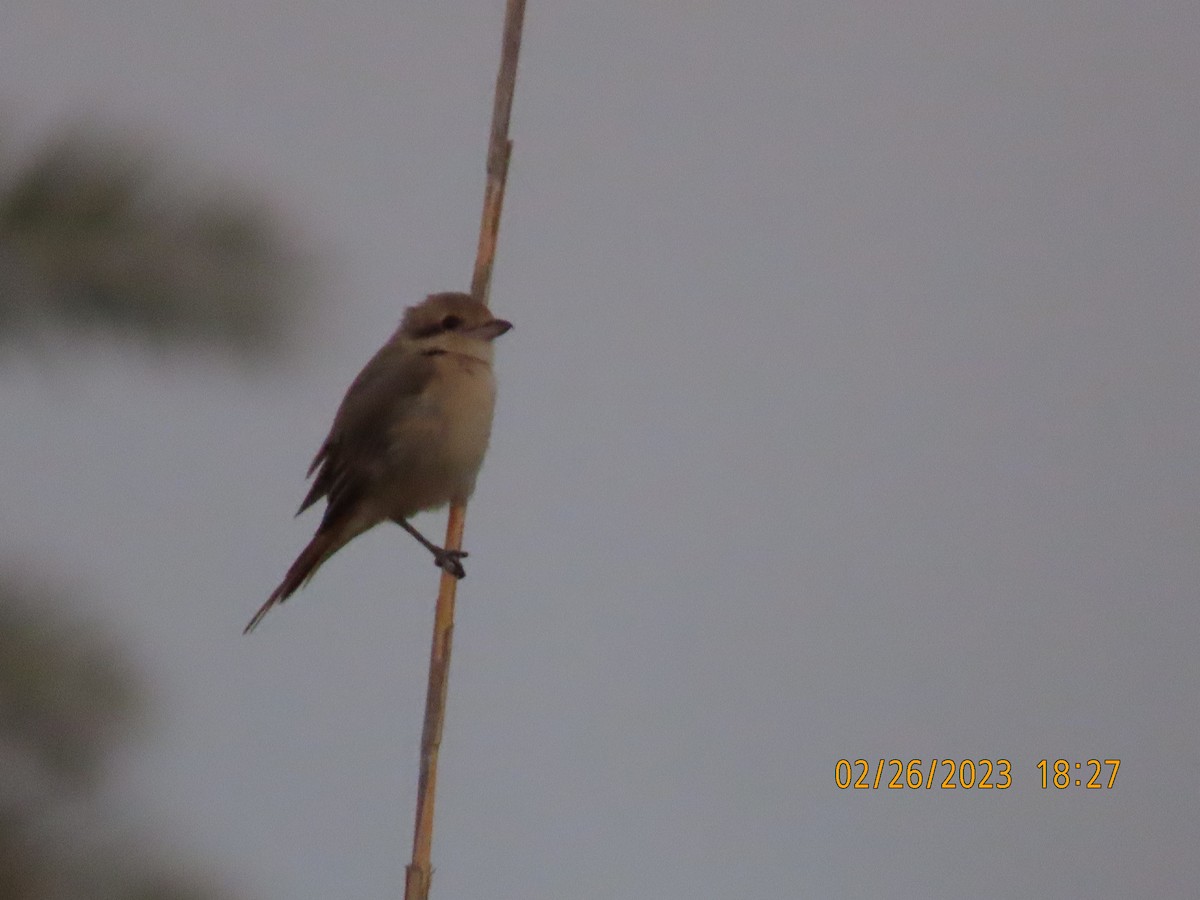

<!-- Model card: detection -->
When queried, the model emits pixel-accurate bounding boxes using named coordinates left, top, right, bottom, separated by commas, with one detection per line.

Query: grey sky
left=2, top=2, right=1198, bottom=898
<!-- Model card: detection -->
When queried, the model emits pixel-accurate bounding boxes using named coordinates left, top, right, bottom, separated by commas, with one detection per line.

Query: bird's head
left=400, top=292, right=512, bottom=361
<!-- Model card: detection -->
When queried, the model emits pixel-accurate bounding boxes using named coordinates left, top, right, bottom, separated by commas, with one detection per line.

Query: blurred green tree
left=0, top=128, right=304, bottom=356
left=0, top=125, right=306, bottom=899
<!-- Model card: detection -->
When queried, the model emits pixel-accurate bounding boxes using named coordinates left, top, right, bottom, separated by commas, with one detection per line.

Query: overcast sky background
left=2, top=2, right=1198, bottom=898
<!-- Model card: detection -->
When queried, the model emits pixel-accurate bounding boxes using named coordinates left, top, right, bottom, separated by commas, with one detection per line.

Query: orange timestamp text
left=834, top=758, right=1122, bottom=790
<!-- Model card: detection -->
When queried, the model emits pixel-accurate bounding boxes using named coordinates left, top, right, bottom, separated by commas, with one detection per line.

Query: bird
left=244, top=291, right=512, bottom=633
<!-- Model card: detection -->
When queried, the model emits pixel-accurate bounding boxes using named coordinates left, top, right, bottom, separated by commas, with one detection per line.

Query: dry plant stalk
left=404, top=1, right=526, bottom=898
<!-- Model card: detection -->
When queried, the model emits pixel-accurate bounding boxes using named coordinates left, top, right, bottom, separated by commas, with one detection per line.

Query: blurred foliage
left=0, top=573, right=238, bottom=900
left=0, top=577, right=140, bottom=791
left=0, top=124, right=294, bottom=897
left=0, top=128, right=308, bottom=357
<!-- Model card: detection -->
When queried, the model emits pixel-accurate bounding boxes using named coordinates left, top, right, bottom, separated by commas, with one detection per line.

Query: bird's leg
left=395, top=518, right=467, bottom=578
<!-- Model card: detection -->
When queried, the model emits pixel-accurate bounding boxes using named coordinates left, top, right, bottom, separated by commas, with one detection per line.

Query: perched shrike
left=244, top=292, right=511, bottom=633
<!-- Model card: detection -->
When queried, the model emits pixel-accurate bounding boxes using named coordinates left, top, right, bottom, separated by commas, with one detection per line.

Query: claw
left=433, top=548, right=468, bottom=579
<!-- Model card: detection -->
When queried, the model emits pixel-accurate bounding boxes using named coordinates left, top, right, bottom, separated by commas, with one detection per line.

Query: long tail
left=244, top=527, right=347, bottom=634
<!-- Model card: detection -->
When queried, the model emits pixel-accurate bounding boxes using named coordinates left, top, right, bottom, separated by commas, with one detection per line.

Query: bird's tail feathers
left=244, top=526, right=348, bottom=634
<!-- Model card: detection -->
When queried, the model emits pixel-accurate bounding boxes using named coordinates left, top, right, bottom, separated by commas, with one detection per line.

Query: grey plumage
left=245, top=292, right=511, bottom=633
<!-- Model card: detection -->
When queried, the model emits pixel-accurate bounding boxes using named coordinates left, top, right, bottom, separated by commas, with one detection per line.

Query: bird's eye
left=441, top=314, right=463, bottom=331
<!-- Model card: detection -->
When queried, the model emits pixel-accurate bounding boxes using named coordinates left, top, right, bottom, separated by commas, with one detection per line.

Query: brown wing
left=296, top=342, right=438, bottom=530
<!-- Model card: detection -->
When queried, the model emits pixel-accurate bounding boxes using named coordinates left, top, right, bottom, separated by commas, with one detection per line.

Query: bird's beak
left=470, top=318, right=513, bottom=341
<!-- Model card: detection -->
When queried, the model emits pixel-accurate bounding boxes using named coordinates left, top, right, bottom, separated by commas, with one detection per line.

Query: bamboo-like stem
left=404, top=2, right=525, bottom=898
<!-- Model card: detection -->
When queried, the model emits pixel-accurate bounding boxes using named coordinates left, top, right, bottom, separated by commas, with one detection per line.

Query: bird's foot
left=433, top=548, right=468, bottom=579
